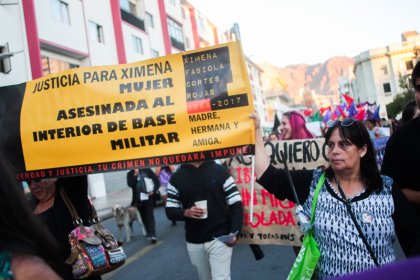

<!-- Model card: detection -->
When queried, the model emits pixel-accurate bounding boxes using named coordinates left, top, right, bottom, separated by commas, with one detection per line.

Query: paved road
left=99, top=204, right=407, bottom=280
left=101, top=205, right=295, bottom=280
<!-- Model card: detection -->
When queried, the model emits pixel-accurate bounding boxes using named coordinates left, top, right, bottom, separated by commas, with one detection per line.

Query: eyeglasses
left=327, top=118, right=364, bottom=137
left=327, top=118, right=356, bottom=128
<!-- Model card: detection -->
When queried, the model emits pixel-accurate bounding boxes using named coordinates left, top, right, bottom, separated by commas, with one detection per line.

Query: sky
left=188, top=0, right=420, bottom=67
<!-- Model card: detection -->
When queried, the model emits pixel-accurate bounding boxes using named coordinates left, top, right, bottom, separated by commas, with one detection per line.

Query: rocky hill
left=258, top=57, right=355, bottom=102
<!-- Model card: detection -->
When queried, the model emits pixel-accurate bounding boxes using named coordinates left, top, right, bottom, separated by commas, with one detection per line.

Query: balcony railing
left=120, top=9, right=145, bottom=31
left=170, top=37, right=185, bottom=51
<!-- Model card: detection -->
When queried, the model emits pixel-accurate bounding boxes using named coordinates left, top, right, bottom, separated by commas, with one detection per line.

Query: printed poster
left=229, top=138, right=328, bottom=246
left=0, top=41, right=255, bottom=180
left=230, top=136, right=389, bottom=245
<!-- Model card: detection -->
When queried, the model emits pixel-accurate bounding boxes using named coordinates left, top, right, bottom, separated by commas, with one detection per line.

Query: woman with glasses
left=250, top=113, right=420, bottom=279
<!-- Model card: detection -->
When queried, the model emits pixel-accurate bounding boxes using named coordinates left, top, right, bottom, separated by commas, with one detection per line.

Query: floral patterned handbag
left=60, top=188, right=126, bottom=279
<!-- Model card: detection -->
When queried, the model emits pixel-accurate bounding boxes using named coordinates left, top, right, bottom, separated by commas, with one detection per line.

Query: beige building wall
left=83, top=0, right=119, bottom=66
left=353, top=34, right=420, bottom=118
left=145, top=0, right=166, bottom=57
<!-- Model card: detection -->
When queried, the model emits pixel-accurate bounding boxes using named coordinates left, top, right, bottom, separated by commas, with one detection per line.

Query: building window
left=50, top=0, right=70, bottom=25
left=151, top=49, right=159, bottom=58
left=380, top=64, right=388, bottom=75
left=41, top=55, right=79, bottom=75
left=132, top=35, right=143, bottom=54
left=383, top=82, right=391, bottom=95
left=146, top=12, right=154, bottom=29
left=167, top=17, right=184, bottom=50
left=406, top=60, right=414, bottom=71
left=197, top=15, right=207, bottom=36
left=120, top=1, right=144, bottom=31
left=120, top=0, right=137, bottom=15
left=89, top=21, right=105, bottom=43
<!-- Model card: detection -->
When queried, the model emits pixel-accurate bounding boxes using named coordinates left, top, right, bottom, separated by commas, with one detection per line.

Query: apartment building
left=0, top=0, right=265, bottom=196
left=352, top=31, right=420, bottom=118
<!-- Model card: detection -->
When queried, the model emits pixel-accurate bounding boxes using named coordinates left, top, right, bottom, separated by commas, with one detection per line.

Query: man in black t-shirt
left=382, top=61, right=420, bottom=216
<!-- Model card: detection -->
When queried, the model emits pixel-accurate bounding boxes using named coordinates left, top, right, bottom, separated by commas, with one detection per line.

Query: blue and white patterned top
left=256, top=166, right=420, bottom=279
left=301, top=170, right=395, bottom=279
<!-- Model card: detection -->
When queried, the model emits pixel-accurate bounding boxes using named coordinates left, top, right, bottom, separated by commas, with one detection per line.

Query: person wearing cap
left=382, top=61, right=420, bottom=217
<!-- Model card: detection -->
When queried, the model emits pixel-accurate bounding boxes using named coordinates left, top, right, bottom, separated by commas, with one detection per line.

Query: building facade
left=352, top=31, right=420, bottom=118
left=0, top=0, right=265, bottom=196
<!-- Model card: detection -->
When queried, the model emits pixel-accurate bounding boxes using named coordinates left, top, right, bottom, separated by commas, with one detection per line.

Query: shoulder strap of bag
left=334, top=177, right=379, bottom=267
left=87, top=197, right=101, bottom=224
left=59, top=187, right=83, bottom=226
left=60, top=187, right=104, bottom=229
left=309, top=172, right=325, bottom=225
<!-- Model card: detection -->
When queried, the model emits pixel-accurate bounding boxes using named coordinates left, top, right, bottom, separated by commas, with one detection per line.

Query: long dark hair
left=0, top=156, right=63, bottom=276
left=324, top=119, right=383, bottom=192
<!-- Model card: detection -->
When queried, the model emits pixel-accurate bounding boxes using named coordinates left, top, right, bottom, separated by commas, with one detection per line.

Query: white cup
left=194, top=200, right=208, bottom=219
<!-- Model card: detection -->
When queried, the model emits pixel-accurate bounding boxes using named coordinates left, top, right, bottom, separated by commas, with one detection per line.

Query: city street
left=101, top=205, right=295, bottom=280
left=1, top=2, right=418, bottom=279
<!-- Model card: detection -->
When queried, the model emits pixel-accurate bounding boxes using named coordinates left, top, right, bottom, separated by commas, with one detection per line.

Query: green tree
left=386, top=73, right=415, bottom=118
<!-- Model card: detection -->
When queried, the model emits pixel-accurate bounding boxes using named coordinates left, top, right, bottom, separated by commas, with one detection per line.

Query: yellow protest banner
left=0, top=41, right=255, bottom=179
